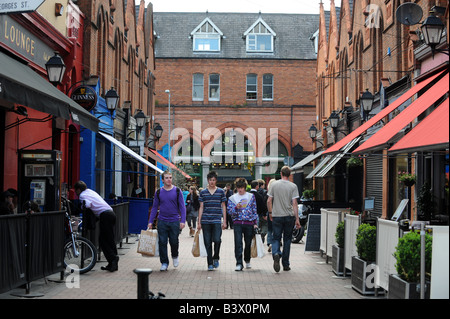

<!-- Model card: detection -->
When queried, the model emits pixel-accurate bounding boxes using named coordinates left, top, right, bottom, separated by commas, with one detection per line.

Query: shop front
left=1, top=13, right=98, bottom=212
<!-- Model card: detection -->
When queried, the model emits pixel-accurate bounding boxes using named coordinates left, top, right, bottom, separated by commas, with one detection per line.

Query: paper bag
left=137, top=229, right=158, bottom=256
left=192, top=230, right=201, bottom=257
left=251, top=236, right=257, bottom=258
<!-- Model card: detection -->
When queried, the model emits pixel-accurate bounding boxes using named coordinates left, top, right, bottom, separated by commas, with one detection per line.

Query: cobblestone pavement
left=1, top=228, right=365, bottom=300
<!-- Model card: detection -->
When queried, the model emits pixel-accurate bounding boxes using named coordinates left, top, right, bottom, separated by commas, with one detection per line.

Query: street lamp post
left=165, top=90, right=171, bottom=170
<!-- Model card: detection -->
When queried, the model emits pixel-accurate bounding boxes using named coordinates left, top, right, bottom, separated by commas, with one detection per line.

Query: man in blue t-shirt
left=198, top=171, right=227, bottom=271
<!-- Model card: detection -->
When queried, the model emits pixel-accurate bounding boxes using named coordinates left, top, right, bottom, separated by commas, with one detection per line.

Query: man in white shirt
left=74, top=181, right=119, bottom=272
left=267, top=166, right=300, bottom=272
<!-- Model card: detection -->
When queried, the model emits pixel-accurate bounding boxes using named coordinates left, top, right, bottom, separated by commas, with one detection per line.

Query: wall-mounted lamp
left=420, top=11, right=449, bottom=56
left=360, top=88, right=375, bottom=120
left=45, top=52, right=66, bottom=86
left=134, top=110, right=147, bottom=133
left=308, top=124, right=324, bottom=147
left=104, top=87, right=119, bottom=113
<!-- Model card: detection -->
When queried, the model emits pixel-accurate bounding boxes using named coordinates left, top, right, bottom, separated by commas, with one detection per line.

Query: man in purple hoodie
left=148, top=171, right=186, bottom=271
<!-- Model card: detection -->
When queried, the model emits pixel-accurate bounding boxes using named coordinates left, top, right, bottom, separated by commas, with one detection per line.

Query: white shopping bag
left=255, top=233, right=265, bottom=258
left=199, top=230, right=208, bottom=258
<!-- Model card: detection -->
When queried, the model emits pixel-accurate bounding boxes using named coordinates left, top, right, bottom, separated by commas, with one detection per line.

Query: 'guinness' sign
left=71, top=85, right=97, bottom=112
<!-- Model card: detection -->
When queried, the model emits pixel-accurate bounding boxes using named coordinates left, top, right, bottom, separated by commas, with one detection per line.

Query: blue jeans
left=201, top=223, right=222, bottom=266
left=271, top=216, right=295, bottom=267
left=233, top=223, right=254, bottom=266
left=157, top=220, right=180, bottom=265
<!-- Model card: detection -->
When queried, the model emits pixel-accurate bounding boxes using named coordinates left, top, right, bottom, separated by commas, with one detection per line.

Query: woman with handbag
left=227, top=178, right=258, bottom=271
left=186, top=186, right=200, bottom=237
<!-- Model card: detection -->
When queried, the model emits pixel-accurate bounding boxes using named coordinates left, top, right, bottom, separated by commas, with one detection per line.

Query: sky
left=136, top=0, right=341, bottom=15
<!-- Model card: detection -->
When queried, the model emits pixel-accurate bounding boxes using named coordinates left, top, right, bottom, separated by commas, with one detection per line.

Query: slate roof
left=153, top=12, right=320, bottom=60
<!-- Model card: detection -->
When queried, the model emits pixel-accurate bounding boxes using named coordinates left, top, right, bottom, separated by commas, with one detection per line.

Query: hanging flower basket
left=398, top=171, right=416, bottom=187
left=346, top=156, right=363, bottom=168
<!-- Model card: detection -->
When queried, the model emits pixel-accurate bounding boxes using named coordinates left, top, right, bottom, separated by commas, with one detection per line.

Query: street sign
left=0, top=0, right=45, bottom=14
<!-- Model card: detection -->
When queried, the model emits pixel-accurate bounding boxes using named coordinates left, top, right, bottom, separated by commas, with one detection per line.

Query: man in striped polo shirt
left=197, top=171, right=227, bottom=271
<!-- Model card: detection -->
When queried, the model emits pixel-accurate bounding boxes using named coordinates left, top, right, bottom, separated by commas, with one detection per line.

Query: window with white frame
left=191, top=18, right=223, bottom=52
left=244, top=18, right=276, bottom=53
left=193, top=73, right=204, bottom=101
left=246, top=74, right=257, bottom=100
left=209, top=74, right=220, bottom=101
left=263, top=74, right=273, bottom=100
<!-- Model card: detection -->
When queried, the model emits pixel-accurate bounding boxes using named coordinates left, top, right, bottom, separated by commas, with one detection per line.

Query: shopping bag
left=199, top=230, right=208, bottom=257
left=137, top=229, right=158, bottom=256
left=255, top=233, right=265, bottom=258
left=192, top=230, right=201, bottom=257
left=251, top=236, right=257, bottom=258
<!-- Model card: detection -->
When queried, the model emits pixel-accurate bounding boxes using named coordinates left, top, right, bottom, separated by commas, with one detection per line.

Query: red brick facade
left=153, top=58, right=317, bottom=156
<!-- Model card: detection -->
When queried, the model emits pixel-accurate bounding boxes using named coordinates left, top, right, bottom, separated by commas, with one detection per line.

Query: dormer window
left=244, top=17, right=276, bottom=53
left=191, top=18, right=223, bottom=52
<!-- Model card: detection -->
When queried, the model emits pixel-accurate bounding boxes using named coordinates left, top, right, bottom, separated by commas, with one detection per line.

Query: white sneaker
left=160, top=263, right=168, bottom=271
left=173, top=257, right=179, bottom=267
left=245, top=263, right=252, bottom=269
left=235, top=264, right=243, bottom=271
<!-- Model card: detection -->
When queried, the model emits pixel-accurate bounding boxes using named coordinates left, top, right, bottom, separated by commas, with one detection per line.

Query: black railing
left=0, top=211, right=65, bottom=295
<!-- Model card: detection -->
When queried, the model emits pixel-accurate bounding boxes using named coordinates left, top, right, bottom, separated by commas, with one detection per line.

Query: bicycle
left=61, top=196, right=97, bottom=274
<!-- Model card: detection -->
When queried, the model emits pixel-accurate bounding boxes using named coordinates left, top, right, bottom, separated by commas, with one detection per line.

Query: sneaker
left=235, top=264, right=243, bottom=271
left=273, top=254, right=281, bottom=273
left=213, top=259, right=219, bottom=268
left=160, top=263, right=168, bottom=271
left=245, top=262, right=252, bottom=269
left=208, top=265, right=214, bottom=271
left=173, top=257, right=179, bottom=267
left=283, top=266, right=291, bottom=271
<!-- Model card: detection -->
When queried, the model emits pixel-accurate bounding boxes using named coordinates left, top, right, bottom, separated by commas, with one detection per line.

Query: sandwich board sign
left=0, top=1, right=45, bottom=14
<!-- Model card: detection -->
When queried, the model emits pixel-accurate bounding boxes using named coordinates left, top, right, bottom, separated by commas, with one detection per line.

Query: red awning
left=353, top=73, right=449, bottom=154
left=388, top=98, right=449, bottom=153
left=144, top=148, right=192, bottom=179
left=323, top=71, right=445, bottom=155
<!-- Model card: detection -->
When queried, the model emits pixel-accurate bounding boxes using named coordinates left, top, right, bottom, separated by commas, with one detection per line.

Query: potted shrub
left=302, top=189, right=316, bottom=200
left=351, top=223, right=381, bottom=295
left=389, top=230, right=432, bottom=299
left=332, top=221, right=345, bottom=276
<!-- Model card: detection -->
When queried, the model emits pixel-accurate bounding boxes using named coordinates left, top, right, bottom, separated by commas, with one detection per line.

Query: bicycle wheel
left=64, top=237, right=97, bottom=274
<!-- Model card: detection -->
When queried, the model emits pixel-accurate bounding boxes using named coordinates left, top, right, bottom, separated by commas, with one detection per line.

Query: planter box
left=332, top=244, right=345, bottom=276
left=351, top=256, right=384, bottom=295
left=388, top=274, right=430, bottom=299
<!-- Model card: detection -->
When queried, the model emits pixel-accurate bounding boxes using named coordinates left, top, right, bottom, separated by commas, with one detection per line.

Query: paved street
left=1, top=228, right=365, bottom=300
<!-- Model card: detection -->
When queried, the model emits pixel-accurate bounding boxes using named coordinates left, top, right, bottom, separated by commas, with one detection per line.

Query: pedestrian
left=250, top=180, right=267, bottom=241
left=197, top=171, right=227, bottom=271
left=186, top=186, right=200, bottom=237
left=227, top=178, right=258, bottom=271
left=267, top=167, right=300, bottom=272
left=266, top=178, right=276, bottom=252
left=148, top=171, right=186, bottom=271
left=0, top=190, right=14, bottom=215
left=256, top=179, right=269, bottom=243
left=224, top=183, right=234, bottom=229
left=74, top=181, right=119, bottom=272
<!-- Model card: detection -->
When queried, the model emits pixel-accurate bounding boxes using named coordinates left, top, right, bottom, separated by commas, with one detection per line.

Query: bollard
left=133, top=268, right=152, bottom=299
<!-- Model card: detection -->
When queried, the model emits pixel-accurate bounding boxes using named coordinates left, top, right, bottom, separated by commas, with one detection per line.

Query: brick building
left=152, top=12, right=320, bottom=188
left=76, top=0, right=159, bottom=197
left=313, top=0, right=449, bottom=221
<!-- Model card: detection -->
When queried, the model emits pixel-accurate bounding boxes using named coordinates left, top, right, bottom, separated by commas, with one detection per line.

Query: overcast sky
left=136, top=0, right=341, bottom=15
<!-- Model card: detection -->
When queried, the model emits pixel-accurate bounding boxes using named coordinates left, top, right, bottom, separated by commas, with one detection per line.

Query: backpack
left=156, top=187, right=181, bottom=212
